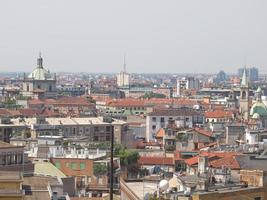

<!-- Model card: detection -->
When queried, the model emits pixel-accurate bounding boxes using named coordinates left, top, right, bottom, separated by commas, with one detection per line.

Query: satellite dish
left=159, top=179, right=169, bottom=191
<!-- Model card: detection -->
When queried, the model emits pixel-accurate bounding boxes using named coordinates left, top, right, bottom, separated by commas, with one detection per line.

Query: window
left=160, top=117, right=165, bottom=123
left=49, top=85, right=52, bottom=92
left=106, top=126, right=111, bottom=132
left=26, top=84, right=29, bottom=92
left=71, top=162, right=77, bottom=170
left=152, top=117, right=157, bottom=122
left=152, top=125, right=156, bottom=130
left=55, top=161, right=61, bottom=169
left=80, top=163, right=86, bottom=170
left=254, top=197, right=261, bottom=200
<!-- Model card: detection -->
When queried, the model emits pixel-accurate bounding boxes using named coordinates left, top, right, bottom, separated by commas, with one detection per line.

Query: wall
left=192, top=187, right=266, bottom=200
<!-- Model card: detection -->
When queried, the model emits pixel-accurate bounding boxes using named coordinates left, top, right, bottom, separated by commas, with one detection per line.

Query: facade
left=0, top=141, right=34, bottom=176
left=0, top=117, right=127, bottom=144
left=22, top=54, right=57, bottom=99
left=0, top=171, right=24, bottom=200
left=146, top=108, right=204, bottom=141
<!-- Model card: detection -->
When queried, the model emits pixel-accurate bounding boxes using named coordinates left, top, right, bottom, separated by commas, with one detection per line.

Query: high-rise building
left=215, top=70, right=227, bottom=83
left=238, top=67, right=259, bottom=82
left=117, top=56, right=130, bottom=88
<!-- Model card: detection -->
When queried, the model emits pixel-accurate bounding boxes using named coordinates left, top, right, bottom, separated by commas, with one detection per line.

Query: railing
left=0, top=189, right=23, bottom=195
left=120, top=179, right=141, bottom=200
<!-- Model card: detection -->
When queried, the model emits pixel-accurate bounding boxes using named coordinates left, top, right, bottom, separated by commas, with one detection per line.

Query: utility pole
left=104, top=116, right=114, bottom=200
left=110, top=123, right=114, bottom=200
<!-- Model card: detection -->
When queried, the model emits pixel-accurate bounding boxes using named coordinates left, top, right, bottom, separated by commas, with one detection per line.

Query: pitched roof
left=185, top=151, right=240, bottom=169
left=209, top=156, right=240, bottom=170
left=156, top=128, right=165, bottom=138
left=205, top=110, right=234, bottom=118
left=194, top=128, right=213, bottom=137
left=0, top=108, right=11, bottom=116
left=138, top=156, right=174, bottom=165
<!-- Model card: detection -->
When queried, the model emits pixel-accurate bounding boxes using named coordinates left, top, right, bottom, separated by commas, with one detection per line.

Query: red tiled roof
left=156, top=128, right=165, bottom=138
left=107, top=99, right=145, bottom=107
left=54, top=97, right=92, bottom=106
left=138, top=156, right=174, bottom=166
left=205, top=110, right=234, bottom=118
left=184, top=154, right=219, bottom=166
left=209, top=156, right=240, bottom=170
left=18, top=108, right=41, bottom=116
left=0, top=108, right=11, bottom=116
left=185, top=151, right=240, bottom=169
left=194, top=128, right=213, bottom=137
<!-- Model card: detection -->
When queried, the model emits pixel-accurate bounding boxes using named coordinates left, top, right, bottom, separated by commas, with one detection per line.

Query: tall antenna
left=123, top=53, right=126, bottom=73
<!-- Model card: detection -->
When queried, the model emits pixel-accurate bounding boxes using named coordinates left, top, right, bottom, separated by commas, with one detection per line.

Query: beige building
left=1, top=117, right=127, bottom=144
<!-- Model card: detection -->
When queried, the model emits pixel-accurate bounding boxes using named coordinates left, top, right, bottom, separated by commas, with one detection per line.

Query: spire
left=241, top=68, right=248, bottom=87
left=256, top=86, right=262, bottom=102
left=37, top=52, right=43, bottom=68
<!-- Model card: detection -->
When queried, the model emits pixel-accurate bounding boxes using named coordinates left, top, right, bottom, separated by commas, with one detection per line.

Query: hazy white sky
left=0, top=0, right=266, bottom=73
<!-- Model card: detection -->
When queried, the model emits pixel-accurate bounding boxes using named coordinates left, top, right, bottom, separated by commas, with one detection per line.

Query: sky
left=0, top=0, right=266, bottom=74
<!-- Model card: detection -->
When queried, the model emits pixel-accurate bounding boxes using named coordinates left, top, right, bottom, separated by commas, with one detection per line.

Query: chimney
left=198, top=156, right=208, bottom=175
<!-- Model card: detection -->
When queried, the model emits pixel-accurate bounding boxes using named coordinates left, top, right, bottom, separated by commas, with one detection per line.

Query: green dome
left=250, top=102, right=267, bottom=117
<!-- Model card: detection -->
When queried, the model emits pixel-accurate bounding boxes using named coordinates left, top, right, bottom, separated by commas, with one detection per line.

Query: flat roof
left=33, top=160, right=66, bottom=178
left=124, top=181, right=158, bottom=200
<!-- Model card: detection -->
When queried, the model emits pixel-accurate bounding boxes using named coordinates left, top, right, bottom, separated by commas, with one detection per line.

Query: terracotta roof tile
left=138, top=156, right=174, bottom=166
left=156, top=128, right=165, bottom=138
left=205, top=110, right=234, bottom=118
left=209, top=156, right=240, bottom=170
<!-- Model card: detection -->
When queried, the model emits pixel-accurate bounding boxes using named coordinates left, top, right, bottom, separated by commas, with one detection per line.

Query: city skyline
left=0, top=0, right=267, bottom=73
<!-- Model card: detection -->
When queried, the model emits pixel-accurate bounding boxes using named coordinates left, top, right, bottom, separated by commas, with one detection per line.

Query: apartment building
left=146, top=108, right=204, bottom=141
left=0, top=117, right=127, bottom=144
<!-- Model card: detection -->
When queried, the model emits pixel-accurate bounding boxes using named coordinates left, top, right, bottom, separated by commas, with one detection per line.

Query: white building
left=146, top=108, right=204, bottom=141
left=117, top=56, right=130, bottom=88
left=176, top=77, right=200, bottom=96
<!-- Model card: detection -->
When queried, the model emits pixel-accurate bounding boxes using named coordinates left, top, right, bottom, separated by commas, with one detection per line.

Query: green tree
left=119, top=149, right=139, bottom=166
left=140, top=92, right=166, bottom=99
left=93, top=163, right=108, bottom=176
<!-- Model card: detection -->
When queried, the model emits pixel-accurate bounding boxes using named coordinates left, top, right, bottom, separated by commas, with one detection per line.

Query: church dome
left=250, top=102, right=267, bottom=117
left=27, top=54, right=55, bottom=80
left=28, top=67, right=52, bottom=80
